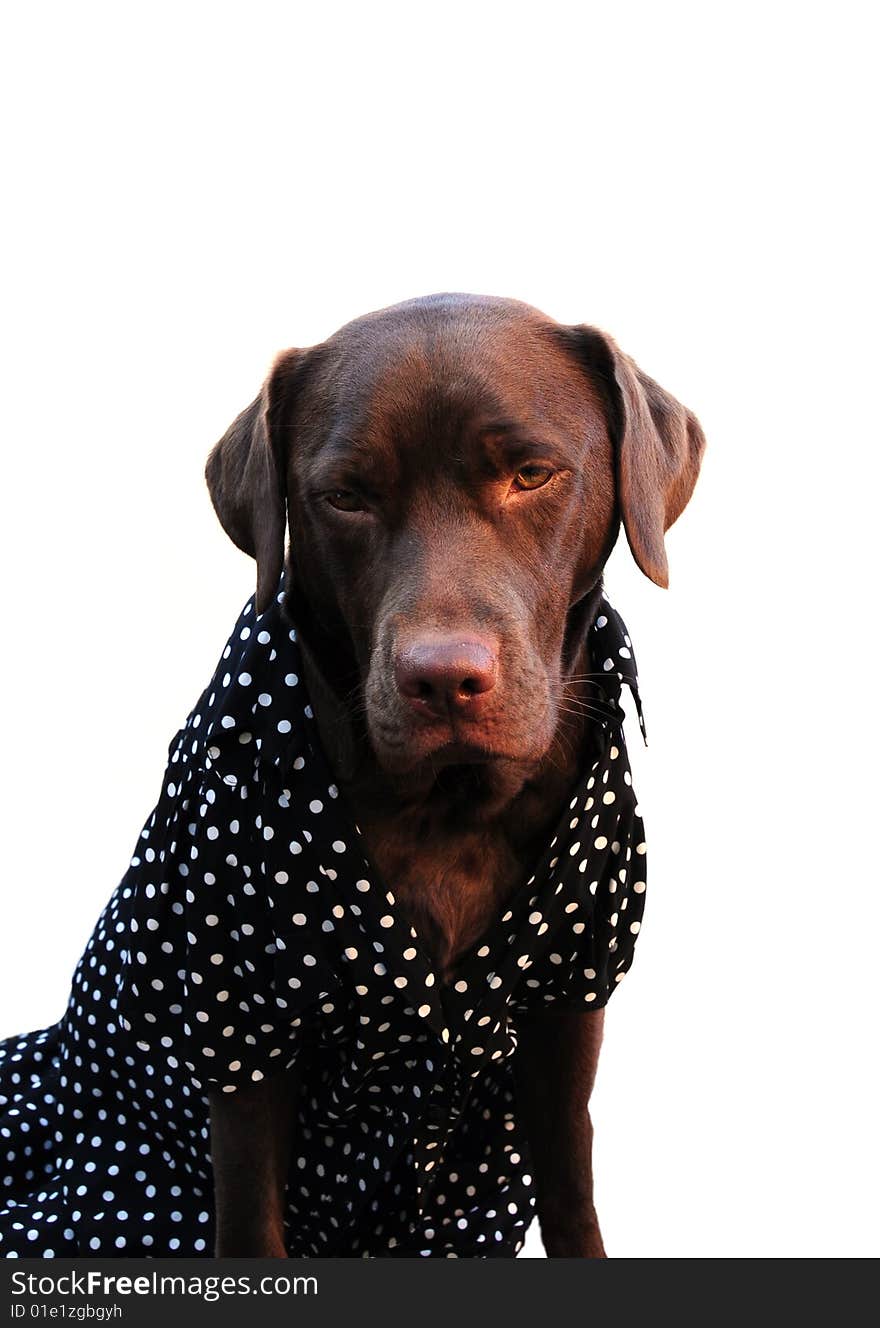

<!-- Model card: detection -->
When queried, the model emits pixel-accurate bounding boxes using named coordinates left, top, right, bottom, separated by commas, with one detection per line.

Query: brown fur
left=204, top=292, right=704, bottom=1256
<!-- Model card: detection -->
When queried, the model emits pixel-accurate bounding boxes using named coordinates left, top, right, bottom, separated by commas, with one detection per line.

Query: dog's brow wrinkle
left=478, top=423, right=562, bottom=457
left=322, top=435, right=375, bottom=460
left=480, top=419, right=519, bottom=433
left=479, top=421, right=524, bottom=445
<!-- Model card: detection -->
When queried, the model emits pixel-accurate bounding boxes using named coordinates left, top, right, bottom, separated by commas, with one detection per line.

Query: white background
left=1, top=2, right=877, bottom=1258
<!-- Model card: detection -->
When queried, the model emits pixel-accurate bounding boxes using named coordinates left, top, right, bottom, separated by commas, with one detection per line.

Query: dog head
left=206, top=293, right=704, bottom=791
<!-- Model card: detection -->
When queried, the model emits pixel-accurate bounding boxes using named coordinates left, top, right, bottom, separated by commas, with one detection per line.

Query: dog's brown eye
left=326, top=490, right=365, bottom=512
left=513, top=465, right=554, bottom=491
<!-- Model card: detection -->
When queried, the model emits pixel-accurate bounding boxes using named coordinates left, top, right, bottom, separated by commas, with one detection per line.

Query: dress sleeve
left=114, top=722, right=340, bottom=1094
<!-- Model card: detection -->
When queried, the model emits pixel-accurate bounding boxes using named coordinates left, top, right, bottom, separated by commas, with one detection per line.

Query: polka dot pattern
left=0, top=574, right=646, bottom=1258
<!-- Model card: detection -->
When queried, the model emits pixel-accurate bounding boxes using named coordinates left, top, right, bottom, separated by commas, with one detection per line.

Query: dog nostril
left=394, top=635, right=498, bottom=712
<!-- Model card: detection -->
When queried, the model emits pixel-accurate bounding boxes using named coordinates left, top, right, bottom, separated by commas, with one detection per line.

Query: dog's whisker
left=555, top=699, right=617, bottom=719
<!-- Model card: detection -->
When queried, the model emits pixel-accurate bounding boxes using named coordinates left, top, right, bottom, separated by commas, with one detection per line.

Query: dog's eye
left=326, top=489, right=365, bottom=512
left=513, top=465, right=554, bottom=491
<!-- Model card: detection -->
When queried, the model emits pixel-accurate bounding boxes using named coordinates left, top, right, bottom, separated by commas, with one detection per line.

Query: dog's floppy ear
left=205, top=348, right=305, bottom=614
left=563, top=326, right=706, bottom=587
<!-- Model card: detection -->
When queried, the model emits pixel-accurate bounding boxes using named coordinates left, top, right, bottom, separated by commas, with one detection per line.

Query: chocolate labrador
left=204, top=292, right=704, bottom=1257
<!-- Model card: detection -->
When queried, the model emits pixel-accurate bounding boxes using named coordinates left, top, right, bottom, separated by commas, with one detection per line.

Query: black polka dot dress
left=0, top=574, right=648, bottom=1258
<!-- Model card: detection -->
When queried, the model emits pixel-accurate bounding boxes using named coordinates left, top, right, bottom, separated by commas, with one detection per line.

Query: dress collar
left=589, top=593, right=647, bottom=743
left=199, top=574, right=646, bottom=1061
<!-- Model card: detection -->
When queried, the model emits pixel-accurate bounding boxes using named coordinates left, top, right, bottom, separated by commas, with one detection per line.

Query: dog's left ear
left=560, top=326, right=706, bottom=587
left=205, top=348, right=306, bottom=614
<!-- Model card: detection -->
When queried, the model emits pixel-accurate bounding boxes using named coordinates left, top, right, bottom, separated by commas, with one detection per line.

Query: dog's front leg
left=513, top=1009, right=606, bottom=1258
left=209, top=1068, right=299, bottom=1257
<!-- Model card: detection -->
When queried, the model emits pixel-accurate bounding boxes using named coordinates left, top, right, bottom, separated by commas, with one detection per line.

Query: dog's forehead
left=301, top=299, right=603, bottom=456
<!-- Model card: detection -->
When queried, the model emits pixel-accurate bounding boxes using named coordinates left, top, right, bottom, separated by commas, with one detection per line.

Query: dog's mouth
left=370, top=725, right=538, bottom=773
left=365, top=709, right=555, bottom=812
left=430, top=740, right=494, bottom=767
left=366, top=693, right=557, bottom=777
left=429, top=749, right=537, bottom=808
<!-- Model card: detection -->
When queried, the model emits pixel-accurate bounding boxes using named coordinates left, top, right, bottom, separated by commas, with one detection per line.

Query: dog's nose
left=394, top=635, right=498, bottom=716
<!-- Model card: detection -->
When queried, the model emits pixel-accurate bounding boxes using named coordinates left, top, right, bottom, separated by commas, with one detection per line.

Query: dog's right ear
left=205, top=349, right=305, bottom=614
